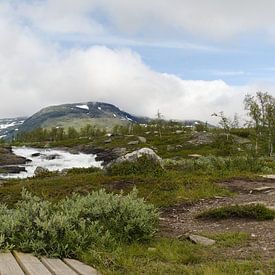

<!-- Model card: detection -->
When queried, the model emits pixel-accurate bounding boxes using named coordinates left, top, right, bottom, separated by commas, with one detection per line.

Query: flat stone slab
left=188, top=234, right=216, bottom=246
left=260, top=175, right=275, bottom=179
left=251, top=186, right=275, bottom=193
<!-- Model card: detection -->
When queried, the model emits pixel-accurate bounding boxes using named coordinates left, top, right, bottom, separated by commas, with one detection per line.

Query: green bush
left=0, top=188, right=158, bottom=257
left=164, top=156, right=270, bottom=173
left=106, top=156, right=164, bottom=176
left=197, top=204, right=275, bottom=221
left=66, top=167, right=101, bottom=175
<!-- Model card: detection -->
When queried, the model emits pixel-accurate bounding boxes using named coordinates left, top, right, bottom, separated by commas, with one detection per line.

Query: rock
left=148, top=247, right=157, bottom=252
left=0, top=147, right=29, bottom=166
left=188, top=154, right=202, bottom=158
left=31, top=152, right=41, bottom=157
left=43, top=154, right=61, bottom=160
left=188, top=132, right=213, bottom=146
left=109, top=148, right=163, bottom=167
left=188, top=234, right=216, bottom=246
left=254, top=270, right=265, bottom=275
left=75, top=145, right=127, bottom=166
left=261, top=174, right=275, bottom=179
left=104, top=139, right=112, bottom=143
left=138, top=136, right=147, bottom=143
left=251, top=186, right=275, bottom=193
left=0, top=166, right=26, bottom=174
left=167, top=145, right=174, bottom=151
left=128, top=140, right=139, bottom=145
left=34, top=166, right=50, bottom=177
left=175, top=130, right=183, bottom=134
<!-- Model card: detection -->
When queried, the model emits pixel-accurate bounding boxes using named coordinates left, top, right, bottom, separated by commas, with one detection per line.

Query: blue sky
left=0, top=0, right=275, bottom=122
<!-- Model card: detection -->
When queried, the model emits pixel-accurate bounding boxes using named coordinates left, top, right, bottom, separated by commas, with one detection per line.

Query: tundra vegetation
left=0, top=92, right=275, bottom=274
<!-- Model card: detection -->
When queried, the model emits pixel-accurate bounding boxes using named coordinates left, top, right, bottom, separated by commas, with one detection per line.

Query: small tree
left=156, top=110, right=164, bottom=138
left=244, top=91, right=275, bottom=156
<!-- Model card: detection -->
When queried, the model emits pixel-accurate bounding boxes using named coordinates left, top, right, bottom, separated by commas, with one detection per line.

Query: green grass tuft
left=197, top=204, right=275, bottom=221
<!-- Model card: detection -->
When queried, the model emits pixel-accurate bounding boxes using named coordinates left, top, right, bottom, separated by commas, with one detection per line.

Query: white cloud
left=0, top=0, right=274, bottom=123
left=12, top=0, right=275, bottom=41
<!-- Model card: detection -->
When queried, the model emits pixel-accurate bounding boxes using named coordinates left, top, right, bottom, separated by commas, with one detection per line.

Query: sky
left=1, top=0, right=275, bottom=123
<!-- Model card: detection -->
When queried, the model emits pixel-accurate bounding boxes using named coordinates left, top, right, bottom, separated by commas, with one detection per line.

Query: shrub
left=106, top=156, right=164, bottom=176
left=0, top=188, right=158, bottom=257
left=197, top=204, right=275, bottom=221
left=164, top=156, right=271, bottom=173
left=66, top=167, right=101, bottom=175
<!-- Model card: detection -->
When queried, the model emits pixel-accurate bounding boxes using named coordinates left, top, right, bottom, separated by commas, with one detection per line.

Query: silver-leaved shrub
left=0, top=188, right=158, bottom=257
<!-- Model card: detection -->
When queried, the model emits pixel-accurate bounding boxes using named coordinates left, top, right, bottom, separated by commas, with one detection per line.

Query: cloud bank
left=0, top=0, right=274, bottom=123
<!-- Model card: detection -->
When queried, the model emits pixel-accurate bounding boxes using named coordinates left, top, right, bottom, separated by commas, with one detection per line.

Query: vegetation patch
left=206, top=232, right=249, bottom=248
left=0, top=188, right=158, bottom=257
left=197, top=204, right=275, bottom=221
left=106, top=156, right=164, bottom=176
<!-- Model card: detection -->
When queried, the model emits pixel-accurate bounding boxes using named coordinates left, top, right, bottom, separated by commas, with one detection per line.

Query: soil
left=159, top=178, right=275, bottom=260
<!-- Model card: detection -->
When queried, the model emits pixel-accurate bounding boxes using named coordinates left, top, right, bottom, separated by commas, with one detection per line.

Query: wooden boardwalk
left=0, top=251, right=100, bottom=275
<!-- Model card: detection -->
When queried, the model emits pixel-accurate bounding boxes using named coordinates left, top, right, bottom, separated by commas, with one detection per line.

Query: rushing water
left=0, top=147, right=102, bottom=179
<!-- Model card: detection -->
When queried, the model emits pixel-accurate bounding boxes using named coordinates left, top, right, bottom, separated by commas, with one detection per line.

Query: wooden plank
left=0, top=252, right=25, bottom=275
left=63, top=258, right=99, bottom=275
left=41, top=257, right=78, bottom=275
left=13, top=251, right=52, bottom=275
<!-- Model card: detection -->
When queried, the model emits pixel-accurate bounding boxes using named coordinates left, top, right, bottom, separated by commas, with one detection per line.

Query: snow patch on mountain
left=76, top=104, right=89, bottom=110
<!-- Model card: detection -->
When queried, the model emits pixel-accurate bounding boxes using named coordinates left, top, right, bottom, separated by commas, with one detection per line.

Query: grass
left=3, top=125, right=275, bottom=273
left=78, top=237, right=274, bottom=274
left=0, top=168, right=246, bottom=207
left=206, top=232, right=249, bottom=247
left=197, top=204, right=275, bottom=221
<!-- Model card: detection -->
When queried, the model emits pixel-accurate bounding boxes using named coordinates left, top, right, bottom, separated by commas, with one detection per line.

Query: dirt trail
left=160, top=178, right=275, bottom=260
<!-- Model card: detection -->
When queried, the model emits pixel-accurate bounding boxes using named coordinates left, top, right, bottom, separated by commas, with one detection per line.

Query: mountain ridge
left=0, top=102, right=209, bottom=139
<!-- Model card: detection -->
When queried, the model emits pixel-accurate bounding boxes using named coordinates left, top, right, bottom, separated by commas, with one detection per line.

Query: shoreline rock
left=0, top=146, right=29, bottom=166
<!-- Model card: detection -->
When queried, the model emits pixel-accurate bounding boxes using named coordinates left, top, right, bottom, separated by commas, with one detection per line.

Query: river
left=0, top=147, right=102, bottom=179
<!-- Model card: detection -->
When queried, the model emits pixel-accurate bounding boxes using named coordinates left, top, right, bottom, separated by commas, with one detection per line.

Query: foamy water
left=0, top=147, right=102, bottom=179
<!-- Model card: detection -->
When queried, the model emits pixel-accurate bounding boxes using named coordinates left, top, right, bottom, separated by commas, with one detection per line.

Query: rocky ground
left=160, top=178, right=275, bottom=260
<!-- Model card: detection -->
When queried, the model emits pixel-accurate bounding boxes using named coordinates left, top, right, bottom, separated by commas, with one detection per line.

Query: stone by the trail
left=260, top=174, right=275, bottom=179
left=188, top=234, right=216, bottom=246
left=251, top=186, right=275, bottom=193
left=138, top=136, right=147, bottom=143
left=127, top=140, right=139, bottom=145
left=188, top=154, right=202, bottom=158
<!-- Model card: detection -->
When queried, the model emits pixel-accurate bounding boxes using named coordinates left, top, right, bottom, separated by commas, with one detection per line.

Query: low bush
left=197, top=204, right=275, bottom=221
left=0, top=188, right=158, bottom=257
left=106, top=156, right=164, bottom=176
left=66, top=167, right=101, bottom=175
left=165, top=156, right=271, bottom=173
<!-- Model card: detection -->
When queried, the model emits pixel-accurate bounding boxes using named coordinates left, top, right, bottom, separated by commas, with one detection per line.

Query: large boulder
left=110, top=148, right=163, bottom=167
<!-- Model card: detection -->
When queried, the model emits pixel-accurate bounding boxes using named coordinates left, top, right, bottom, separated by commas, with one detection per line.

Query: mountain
left=0, top=117, right=26, bottom=139
left=17, top=102, right=149, bottom=134
left=1, top=102, right=212, bottom=140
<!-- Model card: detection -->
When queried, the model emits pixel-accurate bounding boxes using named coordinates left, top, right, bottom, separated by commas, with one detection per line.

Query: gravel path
left=160, top=178, right=275, bottom=260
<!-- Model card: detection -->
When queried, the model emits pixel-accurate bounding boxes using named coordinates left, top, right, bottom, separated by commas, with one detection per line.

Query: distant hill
left=0, top=117, right=26, bottom=139
left=0, top=102, right=212, bottom=140
left=16, top=102, right=149, bottom=135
